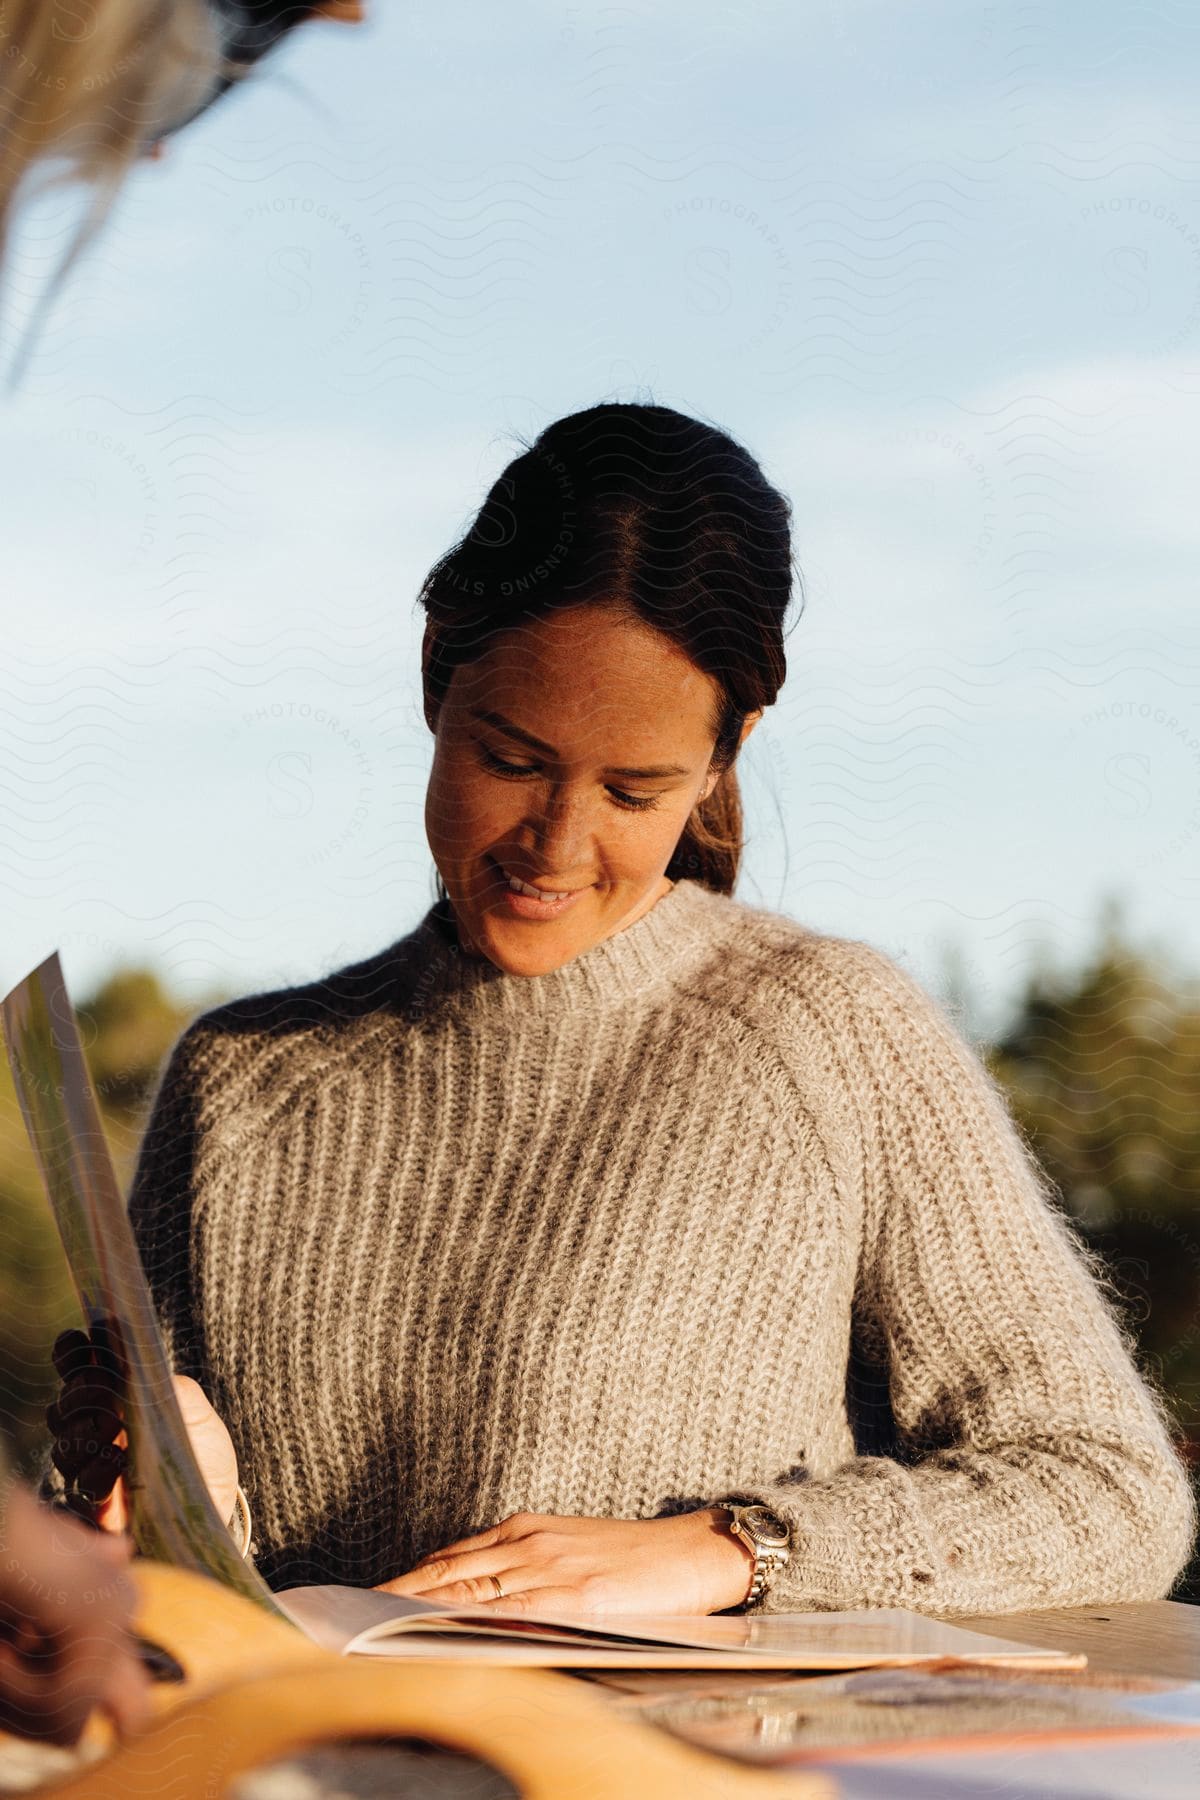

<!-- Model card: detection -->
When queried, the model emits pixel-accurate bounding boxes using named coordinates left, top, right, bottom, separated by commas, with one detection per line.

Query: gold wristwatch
left=722, top=1503, right=791, bottom=1607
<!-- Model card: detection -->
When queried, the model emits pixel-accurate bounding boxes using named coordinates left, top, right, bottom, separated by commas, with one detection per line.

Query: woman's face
left=424, top=604, right=757, bottom=975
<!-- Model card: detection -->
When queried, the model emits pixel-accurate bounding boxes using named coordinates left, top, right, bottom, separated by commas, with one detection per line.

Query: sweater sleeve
left=122, top=1022, right=213, bottom=1386
left=711, top=939, right=1197, bottom=1616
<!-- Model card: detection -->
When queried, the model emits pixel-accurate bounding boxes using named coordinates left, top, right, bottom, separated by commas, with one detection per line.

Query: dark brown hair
left=416, top=401, right=800, bottom=897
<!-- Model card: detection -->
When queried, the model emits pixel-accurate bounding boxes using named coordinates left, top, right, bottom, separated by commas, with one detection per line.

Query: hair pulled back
left=417, top=402, right=797, bottom=896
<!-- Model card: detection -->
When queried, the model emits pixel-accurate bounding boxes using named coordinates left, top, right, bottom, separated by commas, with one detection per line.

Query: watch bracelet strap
left=747, top=1558, right=781, bottom=1605
left=723, top=1504, right=788, bottom=1610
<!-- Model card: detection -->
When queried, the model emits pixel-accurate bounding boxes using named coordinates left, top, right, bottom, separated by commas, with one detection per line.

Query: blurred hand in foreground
left=0, top=1481, right=151, bottom=1745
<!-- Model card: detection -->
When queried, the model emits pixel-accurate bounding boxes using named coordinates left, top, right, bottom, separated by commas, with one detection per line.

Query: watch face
left=744, top=1505, right=790, bottom=1546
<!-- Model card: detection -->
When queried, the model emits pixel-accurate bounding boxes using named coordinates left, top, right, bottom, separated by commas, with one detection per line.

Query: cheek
left=426, top=754, right=517, bottom=854
left=601, top=803, right=691, bottom=880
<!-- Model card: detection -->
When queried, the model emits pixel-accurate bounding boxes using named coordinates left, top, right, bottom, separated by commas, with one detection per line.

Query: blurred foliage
left=2, top=923, right=1198, bottom=1596
left=983, top=906, right=1200, bottom=1601
left=987, top=935, right=1200, bottom=1430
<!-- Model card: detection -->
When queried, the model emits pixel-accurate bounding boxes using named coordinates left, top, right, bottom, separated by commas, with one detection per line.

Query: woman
left=69, top=400, right=1196, bottom=1618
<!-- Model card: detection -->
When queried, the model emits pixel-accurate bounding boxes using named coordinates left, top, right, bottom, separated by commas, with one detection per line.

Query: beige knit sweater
left=119, top=878, right=1194, bottom=1613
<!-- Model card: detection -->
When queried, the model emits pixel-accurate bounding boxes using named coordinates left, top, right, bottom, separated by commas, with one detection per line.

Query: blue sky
left=2, top=0, right=1199, bottom=1039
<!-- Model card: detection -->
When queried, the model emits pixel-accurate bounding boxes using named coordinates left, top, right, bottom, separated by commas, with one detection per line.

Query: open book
left=2, top=951, right=1086, bottom=1674
left=275, top=1585, right=1086, bottom=1670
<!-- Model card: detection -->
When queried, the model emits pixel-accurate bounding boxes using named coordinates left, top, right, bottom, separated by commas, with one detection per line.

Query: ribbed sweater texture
left=113, top=879, right=1194, bottom=1612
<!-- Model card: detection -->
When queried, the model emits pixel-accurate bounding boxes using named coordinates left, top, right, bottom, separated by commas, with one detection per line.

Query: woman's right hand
left=47, top=1327, right=239, bottom=1534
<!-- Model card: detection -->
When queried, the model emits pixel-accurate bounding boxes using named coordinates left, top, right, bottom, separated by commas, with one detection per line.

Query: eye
left=606, top=789, right=660, bottom=812
left=478, top=745, right=536, bottom=778
left=475, top=744, right=660, bottom=812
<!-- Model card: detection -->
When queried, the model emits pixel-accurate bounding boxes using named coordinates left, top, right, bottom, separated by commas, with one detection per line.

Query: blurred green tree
left=983, top=901, right=1200, bottom=1600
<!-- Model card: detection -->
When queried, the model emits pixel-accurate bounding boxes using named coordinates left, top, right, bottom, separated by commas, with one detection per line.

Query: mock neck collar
left=403, top=878, right=722, bottom=1023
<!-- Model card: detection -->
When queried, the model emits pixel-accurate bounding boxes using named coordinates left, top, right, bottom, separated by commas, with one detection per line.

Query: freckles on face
left=423, top=606, right=723, bottom=970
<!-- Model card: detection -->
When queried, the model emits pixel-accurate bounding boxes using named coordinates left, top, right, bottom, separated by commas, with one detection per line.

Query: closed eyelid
left=473, top=741, right=661, bottom=810
left=478, top=741, right=660, bottom=787
left=467, top=708, right=690, bottom=782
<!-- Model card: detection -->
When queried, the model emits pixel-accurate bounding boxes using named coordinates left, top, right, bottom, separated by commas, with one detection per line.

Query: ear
left=698, top=709, right=766, bottom=802
left=699, top=710, right=763, bottom=801
left=738, top=709, right=764, bottom=750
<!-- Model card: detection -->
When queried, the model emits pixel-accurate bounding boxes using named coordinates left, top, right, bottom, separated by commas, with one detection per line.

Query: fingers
left=96, top=1639, right=153, bottom=1741
left=378, top=1544, right=520, bottom=1601
left=0, top=1641, right=79, bottom=1746
left=47, top=1324, right=129, bottom=1520
left=56, top=1374, right=122, bottom=1422
left=409, top=1511, right=534, bottom=1563
left=422, top=1570, right=524, bottom=1608
left=93, top=1479, right=129, bottom=1535
left=411, top=1528, right=501, bottom=1564
left=88, top=1318, right=127, bottom=1378
left=377, top=1515, right=547, bottom=1598
left=51, top=1323, right=123, bottom=1385
left=374, top=1560, right=515, bottom=1604
left=73, top=1445, right=128, bottom=1505
left=0, top=1624, right=149, bottom=1748
left=48, top=1430, right=126, bottom=1509
left=0, top=1488, right=145, bottom=1748
left=50, top=1328, right=94, bottom=1383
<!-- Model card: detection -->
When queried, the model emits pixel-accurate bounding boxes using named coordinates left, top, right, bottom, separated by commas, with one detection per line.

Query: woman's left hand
left=373, top=1508, right=756, bottom=1616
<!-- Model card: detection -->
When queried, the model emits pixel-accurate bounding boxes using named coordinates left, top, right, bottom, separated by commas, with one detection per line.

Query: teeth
left=508, top=874, right=568, bottom=901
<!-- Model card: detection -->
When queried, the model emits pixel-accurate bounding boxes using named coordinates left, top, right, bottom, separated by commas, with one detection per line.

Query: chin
left=477, top=915, right=589, bottom=978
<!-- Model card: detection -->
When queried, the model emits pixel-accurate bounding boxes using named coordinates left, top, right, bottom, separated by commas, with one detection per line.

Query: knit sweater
left=116, top=878, right=1194, bottom=1612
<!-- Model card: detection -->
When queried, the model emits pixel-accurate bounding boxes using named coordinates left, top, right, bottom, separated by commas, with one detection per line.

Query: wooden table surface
left=929, top=1599, right=1200, bottom=1682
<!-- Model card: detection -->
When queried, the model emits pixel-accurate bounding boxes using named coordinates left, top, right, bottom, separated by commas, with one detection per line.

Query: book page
left=275, top=1585, right=682, bottom=1654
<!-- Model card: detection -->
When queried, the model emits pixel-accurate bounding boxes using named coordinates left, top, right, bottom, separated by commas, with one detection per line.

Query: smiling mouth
left=507, top=874, right=575, bottom=901
left=491, top=859, right=590, bottom=903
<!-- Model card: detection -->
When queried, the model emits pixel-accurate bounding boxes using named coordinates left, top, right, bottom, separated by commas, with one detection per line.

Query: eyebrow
left=469, top=708, right=692, bottom=781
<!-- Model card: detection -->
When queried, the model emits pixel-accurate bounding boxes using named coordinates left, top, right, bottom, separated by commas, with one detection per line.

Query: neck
left=412, top=876, right=717, bottom=1023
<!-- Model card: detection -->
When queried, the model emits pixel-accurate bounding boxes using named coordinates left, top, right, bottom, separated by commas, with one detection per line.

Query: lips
left=495, top=860, right=587, bottom=899
left=508, top=875, right=573, bottom=900
left=488, top=857, right=592, bottom=920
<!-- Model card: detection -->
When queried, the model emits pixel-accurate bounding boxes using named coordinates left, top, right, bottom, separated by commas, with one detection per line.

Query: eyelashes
left=475, top=745, right=661, bottom=813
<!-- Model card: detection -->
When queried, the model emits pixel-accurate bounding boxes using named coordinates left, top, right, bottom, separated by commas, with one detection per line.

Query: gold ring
left=489, top=1573, right=505, bottom=1601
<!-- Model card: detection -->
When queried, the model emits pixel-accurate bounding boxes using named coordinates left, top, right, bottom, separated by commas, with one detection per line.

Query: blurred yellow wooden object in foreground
left=46, top=1561, right=831, bottom=1800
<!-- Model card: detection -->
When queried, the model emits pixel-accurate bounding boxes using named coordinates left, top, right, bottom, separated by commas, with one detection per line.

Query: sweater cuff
left=706, top=1492, right=834, bottom=1616
left=708, top=1463, right=939, bottom=1614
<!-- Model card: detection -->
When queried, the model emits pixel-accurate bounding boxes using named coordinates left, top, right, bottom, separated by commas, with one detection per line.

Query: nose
left=523, top=782, right=596, bottom=876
